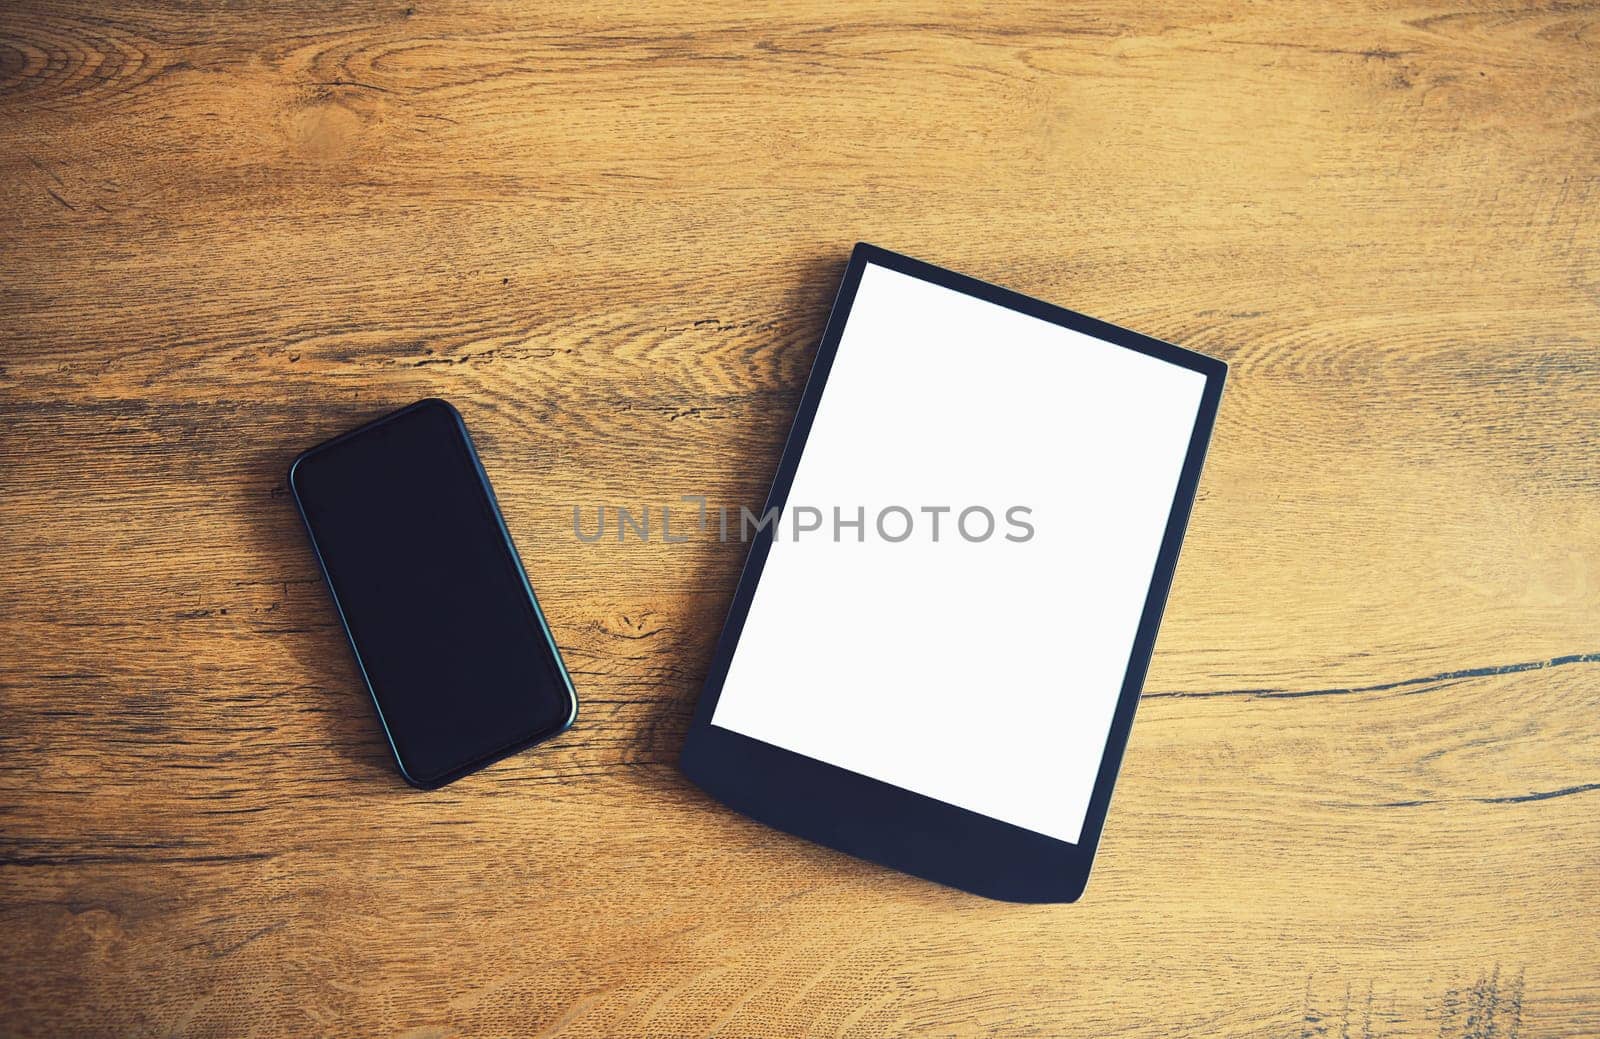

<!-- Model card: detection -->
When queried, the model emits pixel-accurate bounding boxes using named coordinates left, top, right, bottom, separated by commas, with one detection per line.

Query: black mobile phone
left=288, top=398, right=577, bottom=788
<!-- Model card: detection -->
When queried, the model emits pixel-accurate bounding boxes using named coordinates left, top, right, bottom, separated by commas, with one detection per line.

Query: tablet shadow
left=234, top=249, right=853, bottom=800
left=624, top=249, right=853, bottom=801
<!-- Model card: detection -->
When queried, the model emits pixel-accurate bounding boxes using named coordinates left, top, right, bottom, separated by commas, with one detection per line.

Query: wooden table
left=4, top=2, right=1597, bottom=1035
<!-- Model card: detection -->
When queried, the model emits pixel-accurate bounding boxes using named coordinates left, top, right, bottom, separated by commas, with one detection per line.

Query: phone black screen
left=289, top=399, right=575, bottom=787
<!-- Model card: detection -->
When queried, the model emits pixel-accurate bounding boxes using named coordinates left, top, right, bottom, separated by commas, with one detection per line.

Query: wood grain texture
left=2, top=0, right=1598, bottom=1035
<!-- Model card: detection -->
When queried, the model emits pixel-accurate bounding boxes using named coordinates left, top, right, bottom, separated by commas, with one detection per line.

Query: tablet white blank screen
left=711, top=263, right=1207, bottom=844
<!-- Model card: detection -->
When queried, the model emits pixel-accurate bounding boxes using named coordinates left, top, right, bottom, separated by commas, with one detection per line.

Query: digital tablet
left=680, top=243, right=1226, bottom=903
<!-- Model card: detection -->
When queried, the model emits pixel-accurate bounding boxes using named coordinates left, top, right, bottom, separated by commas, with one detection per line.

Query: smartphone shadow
left=236, top=401, right=408, bottom=790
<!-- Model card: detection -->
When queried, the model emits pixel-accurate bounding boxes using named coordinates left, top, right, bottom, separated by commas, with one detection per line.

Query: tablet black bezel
left=680, top=243, right=1226, bottom=903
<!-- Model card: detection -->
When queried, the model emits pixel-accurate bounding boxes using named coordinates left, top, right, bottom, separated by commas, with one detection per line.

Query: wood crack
left=1353, top=782, right=1600, bottom=809
left=0, top=850, right=275, bottom=868
left=1144, top=651, right=1600, bottom=701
